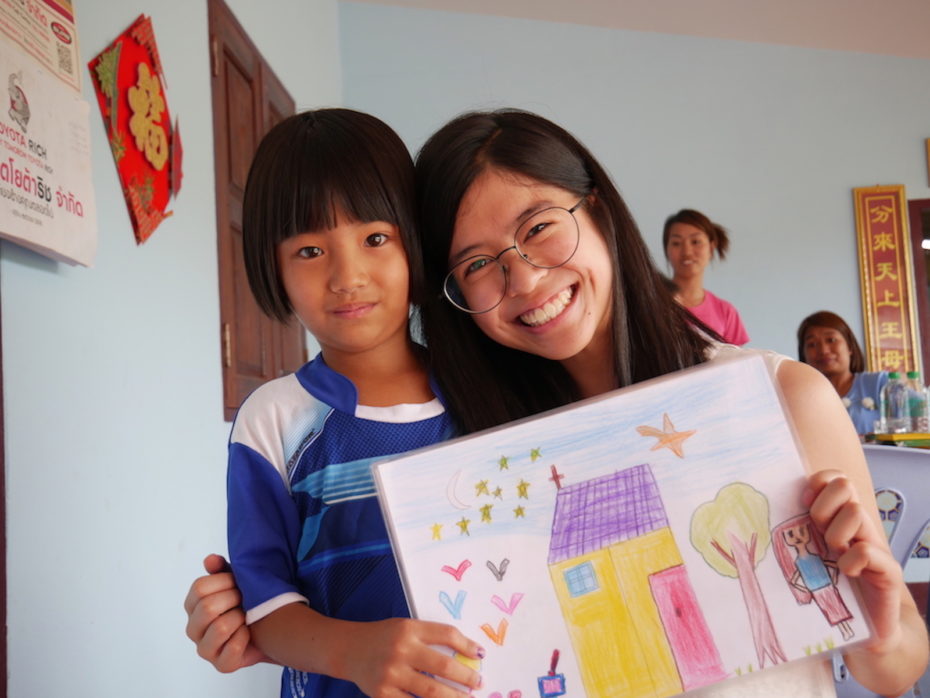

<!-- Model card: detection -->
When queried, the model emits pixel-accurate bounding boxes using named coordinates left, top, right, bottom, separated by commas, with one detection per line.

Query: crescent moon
left=445, top=470, right=471, bottom=510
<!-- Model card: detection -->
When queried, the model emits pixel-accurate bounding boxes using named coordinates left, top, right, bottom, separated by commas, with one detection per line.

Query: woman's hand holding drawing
left=779, top=359, right=928, bottom=695
left=804, top=470, right=905, bottom=653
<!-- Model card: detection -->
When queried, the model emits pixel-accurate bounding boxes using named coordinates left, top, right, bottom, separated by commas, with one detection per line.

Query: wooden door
left=208, top=0, right=306, bottom=420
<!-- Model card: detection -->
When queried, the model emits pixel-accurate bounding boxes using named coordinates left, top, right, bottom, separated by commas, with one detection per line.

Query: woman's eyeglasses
left=443, top=198, right=585, bottom=314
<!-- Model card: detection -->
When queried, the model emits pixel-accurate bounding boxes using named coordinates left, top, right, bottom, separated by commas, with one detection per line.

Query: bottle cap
left=907, top=371, right=920, bottom=379
left=889, top=372, right=901, bottom=379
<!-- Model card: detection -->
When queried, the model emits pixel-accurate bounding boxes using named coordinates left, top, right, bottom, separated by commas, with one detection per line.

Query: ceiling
left=351, top=0, right=930, bottom=60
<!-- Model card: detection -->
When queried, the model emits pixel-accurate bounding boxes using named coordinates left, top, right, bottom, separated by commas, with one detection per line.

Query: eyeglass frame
left=442, top=196, right=587, bottom=314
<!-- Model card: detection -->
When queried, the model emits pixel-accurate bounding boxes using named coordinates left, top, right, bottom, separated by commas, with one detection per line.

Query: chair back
left=834, top=444, right=930, bottom=698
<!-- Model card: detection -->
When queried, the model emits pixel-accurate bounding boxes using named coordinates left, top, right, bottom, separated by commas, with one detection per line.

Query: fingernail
left=477, top=646, right=486, bottom=659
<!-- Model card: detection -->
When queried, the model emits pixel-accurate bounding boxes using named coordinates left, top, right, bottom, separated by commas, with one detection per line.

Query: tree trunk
left=728, top=531, right=787, bottom=668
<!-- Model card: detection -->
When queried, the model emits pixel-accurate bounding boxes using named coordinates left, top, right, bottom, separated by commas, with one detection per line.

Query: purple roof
left=548, top=464, right=668, bottom=564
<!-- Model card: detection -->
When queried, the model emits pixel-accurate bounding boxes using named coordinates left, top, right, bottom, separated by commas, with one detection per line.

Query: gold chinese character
left=874, top=262, right=898, bottom=282
left=881, top=350, right=904, bottom=371
left=872, top=232, right=896, bottom=252
left=876, top=290, right=901, bottom=308
left=870, top=204, right=894, bottom=224
left=127, top=63, right=168, bottom=171
left=878, top=321, right=903, bottom=340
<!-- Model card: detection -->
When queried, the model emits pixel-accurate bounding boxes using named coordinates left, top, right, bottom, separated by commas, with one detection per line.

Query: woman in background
left=797, top=310, right=887, bottom=436
left=663, top=208, right=749, bottom=345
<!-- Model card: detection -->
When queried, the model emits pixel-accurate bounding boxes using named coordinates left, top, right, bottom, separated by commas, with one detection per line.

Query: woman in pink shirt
left=663, top=208, right=749, bottom=345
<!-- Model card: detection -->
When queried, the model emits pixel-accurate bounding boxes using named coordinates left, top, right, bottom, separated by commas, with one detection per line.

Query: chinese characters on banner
left=88, top=14, right=182, bottom=244
left=854, top=185, right=920, bottom=373
left=0, top=31, right=97, bottom=266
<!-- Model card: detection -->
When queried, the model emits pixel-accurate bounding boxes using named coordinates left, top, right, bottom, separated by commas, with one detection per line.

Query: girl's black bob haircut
left=241, top=108, right=421, bottom=321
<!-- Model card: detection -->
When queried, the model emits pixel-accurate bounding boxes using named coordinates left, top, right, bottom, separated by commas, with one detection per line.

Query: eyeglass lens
left=444, top=205, right=580, bottom=313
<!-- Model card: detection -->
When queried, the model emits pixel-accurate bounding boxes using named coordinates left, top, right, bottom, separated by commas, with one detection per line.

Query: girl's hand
left=804, top=470, right=904, bottom=654
left=343, top=617, right=484, bottom=697
left=183, top=554, right=271, bottom=672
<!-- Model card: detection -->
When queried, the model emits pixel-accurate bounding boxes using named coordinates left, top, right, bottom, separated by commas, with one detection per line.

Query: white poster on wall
left=0, top=32, right=96, bottom=266
left=0, top=0, right=82, bottom=92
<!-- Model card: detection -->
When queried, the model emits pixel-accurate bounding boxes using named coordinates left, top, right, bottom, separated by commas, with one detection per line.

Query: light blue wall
left=1, top=0, right=334, bottom=695
left=340, top=2, right=930, bottom=357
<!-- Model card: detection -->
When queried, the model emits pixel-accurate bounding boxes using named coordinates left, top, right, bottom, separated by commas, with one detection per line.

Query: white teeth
left=519, top=288, right=573, bottom=327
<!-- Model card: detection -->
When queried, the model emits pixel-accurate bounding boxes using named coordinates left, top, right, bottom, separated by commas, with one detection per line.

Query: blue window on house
left=564, top=561, right=599, bottom=597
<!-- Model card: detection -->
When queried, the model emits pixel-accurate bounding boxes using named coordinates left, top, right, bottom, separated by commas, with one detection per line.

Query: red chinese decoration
left=87, top=15, right=183, bottom=244
left=853, top=185, right=920, bottom=373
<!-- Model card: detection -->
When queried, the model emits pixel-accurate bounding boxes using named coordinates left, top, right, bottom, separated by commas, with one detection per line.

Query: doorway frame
left=908, top=198, right=930, bottom=376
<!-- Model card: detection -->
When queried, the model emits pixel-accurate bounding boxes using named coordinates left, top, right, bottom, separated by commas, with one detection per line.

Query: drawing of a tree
left=690, top=483, right=787, bottom=668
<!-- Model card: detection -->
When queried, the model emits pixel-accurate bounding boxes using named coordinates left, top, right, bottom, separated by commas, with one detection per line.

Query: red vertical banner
left=854, top=185, right=921, bottom=373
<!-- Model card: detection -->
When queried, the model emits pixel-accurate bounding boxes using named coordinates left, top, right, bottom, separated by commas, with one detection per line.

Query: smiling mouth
left=519, top=287, right=574, bottom=327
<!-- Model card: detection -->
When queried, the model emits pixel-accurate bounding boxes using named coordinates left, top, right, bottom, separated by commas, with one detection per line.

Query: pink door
left=650, top=564, right=728, bottom=691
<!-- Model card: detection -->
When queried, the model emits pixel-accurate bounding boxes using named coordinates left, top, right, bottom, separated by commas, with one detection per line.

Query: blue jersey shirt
left=227, top=354, right=455, bottom=697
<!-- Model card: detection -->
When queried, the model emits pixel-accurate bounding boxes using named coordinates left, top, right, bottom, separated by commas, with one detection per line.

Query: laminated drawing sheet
left=373, top=353, right=871, bottom=698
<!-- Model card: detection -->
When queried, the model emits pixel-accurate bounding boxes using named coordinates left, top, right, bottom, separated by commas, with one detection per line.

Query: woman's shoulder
left=703, top=290, right=738, bottom=313
left=705, top=342, right=785, bottom=371
left=854, top=370, right=889, bottom=389
left=708, top=345, right=837, bottom=402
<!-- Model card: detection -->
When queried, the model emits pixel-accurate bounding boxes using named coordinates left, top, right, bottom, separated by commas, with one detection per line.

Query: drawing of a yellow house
left=548, top=464, right=726, bottom=698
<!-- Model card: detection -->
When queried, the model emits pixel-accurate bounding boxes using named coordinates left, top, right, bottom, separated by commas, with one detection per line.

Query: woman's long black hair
left=416, top=109, right=712, bottom=433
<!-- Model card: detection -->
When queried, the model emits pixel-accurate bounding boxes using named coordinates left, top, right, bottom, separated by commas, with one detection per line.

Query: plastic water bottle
left=880, top=372, right=910, bottom=433
left=906, top=370, right=929, bottom=433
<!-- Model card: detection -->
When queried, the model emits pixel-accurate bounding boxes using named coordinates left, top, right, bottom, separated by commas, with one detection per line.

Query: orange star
left=636, top=413, right=696, bottom=458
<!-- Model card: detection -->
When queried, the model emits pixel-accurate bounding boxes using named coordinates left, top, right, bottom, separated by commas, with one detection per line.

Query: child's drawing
left=373, top=354, right=870, bottom=697
left=537, top=650, right=566, bottom=697
left=772, top=513, right=855, bottom=641
left=548, top=464, right=726, bottom=695
left=691, top=483, right=788, bottom=669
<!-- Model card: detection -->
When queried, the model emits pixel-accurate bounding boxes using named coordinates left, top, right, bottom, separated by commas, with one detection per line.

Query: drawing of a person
left=772, top=514, right=854, bottom=641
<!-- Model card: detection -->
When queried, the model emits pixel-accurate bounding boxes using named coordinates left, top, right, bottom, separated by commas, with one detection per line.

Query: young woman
left=663, top=208, right=749, bottom=346
left=186, top=110, right=927, bottom=697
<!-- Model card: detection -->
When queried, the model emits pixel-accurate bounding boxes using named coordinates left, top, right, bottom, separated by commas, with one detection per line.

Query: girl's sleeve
left=227, top=440, right=308, bottom=624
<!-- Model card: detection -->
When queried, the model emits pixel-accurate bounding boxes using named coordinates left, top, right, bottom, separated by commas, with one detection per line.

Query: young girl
left=187, top=109, right=928, bottom=697
left=663, top=208, right=749, bottom=346
left=221, top=108, right=482, bottom=698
